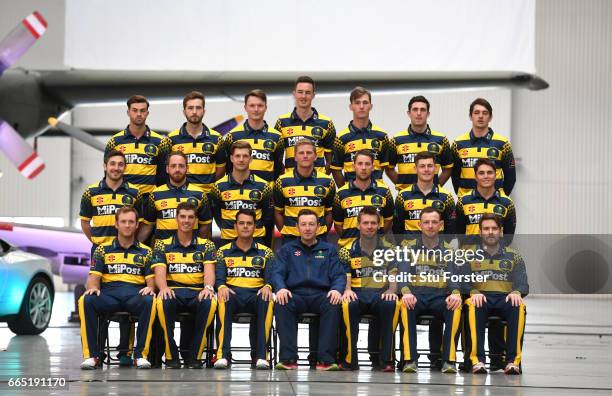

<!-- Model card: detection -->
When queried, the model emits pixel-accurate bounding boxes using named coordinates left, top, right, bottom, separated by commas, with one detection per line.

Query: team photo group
left=77, top=75, right=528, bottom=376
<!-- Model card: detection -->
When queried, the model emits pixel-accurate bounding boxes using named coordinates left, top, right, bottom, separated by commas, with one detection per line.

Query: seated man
left=152, top=202, right=217, bottom=369
left=341, top=206, right=400, bottom=372
left=399, top=207, right=463, bottom=374
left=214, top=209, right=275, bottom=370
left=272, top=209, right=346, bottom=370
left=464, top=213, right=528, bottom=375
left=78, top=206, right=156, bottom=369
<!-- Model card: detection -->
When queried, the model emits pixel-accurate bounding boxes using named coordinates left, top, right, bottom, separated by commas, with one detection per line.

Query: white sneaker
left=214, top=358, right=229, bottom=369
left=80, top=357, right=99, bottom=370
left=255, top=359, right=270, bottom=370
left=135, top=358, right=151, bottom=369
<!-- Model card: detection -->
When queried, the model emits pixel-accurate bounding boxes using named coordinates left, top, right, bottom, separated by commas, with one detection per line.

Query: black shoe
left=165, top=359, right=181, bottom=369
left=184, top=357, right=203, bottom=369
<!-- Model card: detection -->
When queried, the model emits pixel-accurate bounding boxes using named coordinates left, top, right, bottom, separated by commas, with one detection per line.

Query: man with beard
left=333, top=150, right=393, bottom=248
left=105, top=95, right=166, bottom=194
left=139, top=151, right=212, bottom=242
left=79, top=149, right=144, bottom=366
left=463, top=214, right=528, bottom=375
left=160, top=91, right=226, bottom=193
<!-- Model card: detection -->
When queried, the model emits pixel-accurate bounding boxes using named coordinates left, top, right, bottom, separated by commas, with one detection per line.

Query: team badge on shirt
left=252, top=256, right=264, bottom=269
left=294, top=251, right=301, bottom=256
left=144, top=144, right=158, bottom=156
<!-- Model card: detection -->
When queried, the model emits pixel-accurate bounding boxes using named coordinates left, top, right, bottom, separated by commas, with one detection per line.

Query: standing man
left=210, top=141, right=273, bottom=247
left=272, top=209, right=346, bottom=370
left=160, top=91, right=226, bottom=193
left=275, top=76, right=336, bottom=174
left=78, top=206, right=156, bottom=370
left=222, top=89, right=284, bottom=182
left=330, top=87, right=391, bottom=187
left=152, top=202, right=217, bottom=369
left=394, top=152, right=456, bottom=235
left=139, top=151, right=212, bottom=242
left=214, top=209, right=275, bottom=370
left=398, top=207, right=463, bottom=374
left=387, top=95, right=453, bottom=191
left=451, top=98, right=516, bottom=197
left=341, top=207, right=400, bottom=372
left=464, top=214, right=528, bottom=375
left=105, top=95, right=166, bottom=194
left=333, top=150, right=393, bottom=248
left=455, top=158, right=516, bottom=246
left=274, top=139, right=335, bottom=242
left=80, top=149, right=144, bottom=366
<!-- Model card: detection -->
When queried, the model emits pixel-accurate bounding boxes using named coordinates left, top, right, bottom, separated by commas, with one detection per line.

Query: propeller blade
left=0, top=11, right=47, bottom=75
left=213, top=115, right=244, bottom=136
left=48, top=117, right=106, bottom=152
left=0, top=119, right=45, bottom=179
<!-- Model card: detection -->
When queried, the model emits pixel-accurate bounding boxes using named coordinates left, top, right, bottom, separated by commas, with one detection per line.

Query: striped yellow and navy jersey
left=274, top=108, right=336, bottom=172
left=393, top=184, right=456, bottom=235
left=451, top=128, right=516, bottom=197
left=399, top=238, right=461, bottom=296
left=455, top=189, right=516, bottom=244
left=104, top=126, right=166, bottom=194
left=215, top=241, right=274, bottom=290
left=209, top=173, right=273, bottom=243
left=221, top=121, right=284, bottom=182
left=467, top=245, right=528, bottom=295
left=330, top=122, right=390, bottom=181
left=273, top=168, right=336, bottom=237
left=142, top=182, right=212, bottom=240
left=151, top=236, right=216, bottom=290
left=79, top=179, right=143, bottom=246
left=332, top=180, right=394, bottom=248
left=388, top=126, right=453, bottom=191
left=90, top=239, right=153, bottom=287
left=160, top=123, right=226, bottom=193
left=344, top=238, right=397, bottom=290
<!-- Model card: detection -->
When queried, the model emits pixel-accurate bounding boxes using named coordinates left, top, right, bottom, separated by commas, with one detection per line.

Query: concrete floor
left=1, top=293, right=611, bottom=395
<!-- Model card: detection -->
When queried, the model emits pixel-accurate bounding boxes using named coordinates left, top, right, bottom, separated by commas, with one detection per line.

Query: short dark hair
left=353, top=149, right=375, bottom=163
left=235, top=209, right=256, bottom=222
left=176, top=202, right=197, bottom=217
left=115, top=206, right=138, bottom=221
left=474, top=158, right=496, bottom=173
left=230, top=141, right=252, bottom=155
left=470, top=98, right=492, bottom=116
left=297, top=208, right=318, bottom=221
left=244, top=89, right=267, bottom=104
left=357, top=206, right=380, bottom=223
left=183, top=91, right=205, bottom=109
left=127, top=95, right=149, bottom=109
left=350, top=86, right=371, bottom=103
left=414, top=151, right=436, bottom=165
left=408, top=95, right=430, bottom=111
left=166, top=150, right=187, bottom=165
left=294, top=75, right=315, bottom=91
left=479, top=213, right=502, bottom=229
left=104, top=149, right=125, bottom=164
left=420, top=206, right=442, bottom=220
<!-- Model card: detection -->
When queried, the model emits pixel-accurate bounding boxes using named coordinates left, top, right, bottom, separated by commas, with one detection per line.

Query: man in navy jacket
left=272, top=209, right=346, bottom=370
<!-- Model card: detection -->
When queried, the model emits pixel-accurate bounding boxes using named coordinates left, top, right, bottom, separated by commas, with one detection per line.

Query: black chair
left=219, top=313, right=276, bottom=368
left=98, top=311, right=137, bottom=367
